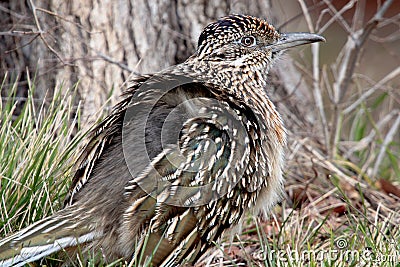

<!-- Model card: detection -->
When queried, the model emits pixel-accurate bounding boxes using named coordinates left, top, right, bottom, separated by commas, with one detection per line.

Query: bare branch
left=35, top=7, right=100, bottom=34
left=343, top=110, right=399, bottom=159
left=298, top=0, right=330, bottom=153
left=28, top=0, right=69, bottom=65
left=334, top=0, right=395, bottom=103
left=319, top=0, right=355, bottom=35
left=372, top=111, right=400, bottom=177
left=351, top=0, right=366, bottom=32
left=93, top=51, right=140, bottom=75
left=5, top=34, right=41, bottom=54
left=318, top=0, right=356, bottom=34
left=343, top=66, right=400, bottom=114
left=0, top=4, right=26, bottom=20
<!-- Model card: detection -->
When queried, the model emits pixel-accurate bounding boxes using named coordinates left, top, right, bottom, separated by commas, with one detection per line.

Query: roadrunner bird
left=0, top=14, right=324, bottom=266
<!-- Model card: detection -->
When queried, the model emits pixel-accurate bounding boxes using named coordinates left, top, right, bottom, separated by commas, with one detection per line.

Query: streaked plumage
left=0, top=14, right=324, bottom=266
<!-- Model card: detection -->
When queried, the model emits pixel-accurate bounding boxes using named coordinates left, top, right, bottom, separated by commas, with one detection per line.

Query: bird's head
left=196, top=14, right=325, bottom=69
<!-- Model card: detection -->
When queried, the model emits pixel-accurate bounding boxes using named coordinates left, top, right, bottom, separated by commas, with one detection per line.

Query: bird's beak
left=267, top=32, right=325, bottom=52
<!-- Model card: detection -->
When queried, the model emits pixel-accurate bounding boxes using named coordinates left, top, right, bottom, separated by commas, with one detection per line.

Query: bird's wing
left=118, top=76, right=255, bottom=266
left=64, top=75, right=152, bottom=205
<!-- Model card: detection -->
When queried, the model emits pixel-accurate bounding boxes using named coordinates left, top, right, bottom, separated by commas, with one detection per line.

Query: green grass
left=0, top=73, right=84, bottom=239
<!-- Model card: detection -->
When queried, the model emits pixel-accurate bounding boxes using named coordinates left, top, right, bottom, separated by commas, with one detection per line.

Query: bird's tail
left=0, top=210, right=97, bottom=267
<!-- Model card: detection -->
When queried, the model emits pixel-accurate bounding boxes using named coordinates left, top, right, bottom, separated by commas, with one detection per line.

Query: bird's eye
left=239, top=36, right=257, bottom=47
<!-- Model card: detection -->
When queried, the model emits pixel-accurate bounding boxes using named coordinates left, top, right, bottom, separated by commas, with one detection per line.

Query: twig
left=351, top=0, right=366, bottom=32
left=372, top=111, right=400, bottom=178
left=28, top=0, right=69, bottom=65
left=1, top=30, right=37, bottom=36
left=343, top=66, right=400, bottom=114
left=277, top=1, right=325, bottom=30
left=5, top=34, right=41, bottom=54
left=298, top=139, right=363, bottom=187
left=298, top=0, right=330, bottom=154
left=0, top=4, right=26, bottom=20
left=35, top=7, right=100, bottom=34
left=94, top=51, right=139, bottom=75
left=318, top=0, right=356, bottom=34
left=343, top=110, right=399, bottom=159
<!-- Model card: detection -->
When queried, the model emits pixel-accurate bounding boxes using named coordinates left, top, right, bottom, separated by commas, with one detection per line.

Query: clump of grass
left=0, top=73, right=85, bottom=235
